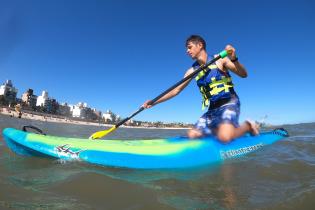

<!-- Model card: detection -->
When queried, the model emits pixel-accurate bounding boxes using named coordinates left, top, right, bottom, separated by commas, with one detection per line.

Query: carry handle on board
left=22, top=125, right=46, bottom=135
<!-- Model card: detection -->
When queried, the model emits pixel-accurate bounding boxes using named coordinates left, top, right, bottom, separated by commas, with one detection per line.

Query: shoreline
left=0, top=109, right=189, bottom=130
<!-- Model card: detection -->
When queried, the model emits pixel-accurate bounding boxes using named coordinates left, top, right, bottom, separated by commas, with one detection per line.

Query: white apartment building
left=36, top=91, right=49, bottom=107
left=71, top=102, right=88, bottom=118
left=0, top=80, right=18, bottom=104
left=102, top=110, right=113, bottom=122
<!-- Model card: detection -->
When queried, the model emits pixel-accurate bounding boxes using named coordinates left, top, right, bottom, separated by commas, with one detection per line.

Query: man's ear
left=197, top=42, right=204, bottom=50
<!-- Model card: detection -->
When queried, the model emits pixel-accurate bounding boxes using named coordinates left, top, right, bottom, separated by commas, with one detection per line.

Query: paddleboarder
left=143, top=35, right=259, bottom=143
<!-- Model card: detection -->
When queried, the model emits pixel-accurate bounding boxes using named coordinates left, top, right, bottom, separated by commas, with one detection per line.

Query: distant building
left=72, top=102, right=87, bottom=118
left=36, top=91, right=49, bottom=107
left=36, top=91, right=58, bottom=113
left=102, top=110, right=120, bottom=123
left=87, top=108, right=101, bottom=121
left=57, top=103, right=71, bottom=116
left=70, top=102, right=101, bottom=120
left=0, top=80, right=18, bottom=105
left=22, top=89, right=37, bottom=110
left=50, top=98, right=59, bottom=114
left=72, top=104, right=96, bottom=120
left=102, top=110, right=113, bottom=122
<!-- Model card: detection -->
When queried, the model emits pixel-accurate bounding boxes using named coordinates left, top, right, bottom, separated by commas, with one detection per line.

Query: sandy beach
left=0, top=107, right=189, bottom=130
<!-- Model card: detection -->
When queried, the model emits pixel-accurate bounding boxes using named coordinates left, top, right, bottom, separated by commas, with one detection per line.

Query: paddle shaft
left=115, top=52, right=226, bottom=128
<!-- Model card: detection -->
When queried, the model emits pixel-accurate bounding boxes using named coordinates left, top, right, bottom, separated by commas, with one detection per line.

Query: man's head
left=186, top=35, right=206, bottom=50
left=185, top=35, right=206, bottom=59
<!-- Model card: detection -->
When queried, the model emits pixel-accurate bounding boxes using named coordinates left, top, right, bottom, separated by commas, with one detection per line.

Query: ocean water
left=0, top=114, right=314, bottom=210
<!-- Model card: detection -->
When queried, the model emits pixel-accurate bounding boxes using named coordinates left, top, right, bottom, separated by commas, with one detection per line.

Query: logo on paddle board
left=220, top=143, right=264, bottom=159
left=55, top=144, right=84, bottom=159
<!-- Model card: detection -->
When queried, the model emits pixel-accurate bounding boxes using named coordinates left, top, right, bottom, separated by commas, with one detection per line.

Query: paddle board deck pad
left=2, top=127, right=289, bottom=169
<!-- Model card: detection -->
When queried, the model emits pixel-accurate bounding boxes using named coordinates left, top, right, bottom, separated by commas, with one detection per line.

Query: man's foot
left=245, top=120, right=260, bottom=136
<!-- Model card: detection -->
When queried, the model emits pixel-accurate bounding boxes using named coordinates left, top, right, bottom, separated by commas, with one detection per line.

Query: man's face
left=186, top=41, right=203, bottom=59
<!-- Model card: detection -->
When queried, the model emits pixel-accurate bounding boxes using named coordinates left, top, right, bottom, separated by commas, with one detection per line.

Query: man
left=143, top=35, right=259, bottom=143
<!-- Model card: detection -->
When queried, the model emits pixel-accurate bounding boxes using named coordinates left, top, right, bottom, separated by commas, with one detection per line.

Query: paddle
left=89, top=50, right=230, bottom=139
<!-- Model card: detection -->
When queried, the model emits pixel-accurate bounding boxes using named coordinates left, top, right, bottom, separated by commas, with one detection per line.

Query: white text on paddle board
left=220, top=143, right=264, bottom=159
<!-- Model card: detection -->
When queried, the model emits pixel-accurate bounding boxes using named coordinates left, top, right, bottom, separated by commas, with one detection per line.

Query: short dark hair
left=186, top=35, right=206, bottom=50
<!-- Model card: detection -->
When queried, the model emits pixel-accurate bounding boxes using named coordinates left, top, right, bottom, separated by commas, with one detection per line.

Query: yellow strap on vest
left=195, top=65, right=217, bottom=81
left=195, top=64, right=234, bottom=110
left=202, top=99, right=210, bottom=110
left=199, top=76, right=234, bottom=110
left=209, top=76, right=233, bottom=96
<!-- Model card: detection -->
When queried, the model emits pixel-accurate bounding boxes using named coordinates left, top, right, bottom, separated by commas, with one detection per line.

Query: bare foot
left=245, top=120, right=260, bottom=136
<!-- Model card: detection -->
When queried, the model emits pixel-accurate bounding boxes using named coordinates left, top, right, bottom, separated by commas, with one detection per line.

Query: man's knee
left=217, top=129, right=234, bottom=143
left=216, top=123, right=236, bottom=143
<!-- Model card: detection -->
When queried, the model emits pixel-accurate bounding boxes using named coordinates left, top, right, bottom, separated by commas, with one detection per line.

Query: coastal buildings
left=21, top=89, right=37, bottom=110
left=36, top=91, right=49, bottom=107
left=0, top=80, right=18, bottom=106
left=0, top=79, right=110, bottom=122
left=71, top=102, right=86, bottom=118
left=71, top=102, right=101, bottom=120
left=102, top=110, right=113, bottom=122
left=0, top=79, right=191, bottom=127
left=0, top=79, right=111, bottom=123
left=36, top=91, right=59, bottom=114
left=57, top=103, right=71, bottom=117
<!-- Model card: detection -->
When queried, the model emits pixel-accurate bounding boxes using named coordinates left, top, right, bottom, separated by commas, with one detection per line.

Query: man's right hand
left=142, top=100, right=153, bottom=109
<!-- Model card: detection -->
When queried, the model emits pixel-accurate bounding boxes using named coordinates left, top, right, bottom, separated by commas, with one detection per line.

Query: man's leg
left=217, top=121, right=260, bottom=143
left=187, top=111, right=212, bottom=139
left=187, top=128, right=204, bottom=138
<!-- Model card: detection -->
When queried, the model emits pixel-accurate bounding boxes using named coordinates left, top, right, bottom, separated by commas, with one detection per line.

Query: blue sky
left=0, top=0, right=314, bottom=125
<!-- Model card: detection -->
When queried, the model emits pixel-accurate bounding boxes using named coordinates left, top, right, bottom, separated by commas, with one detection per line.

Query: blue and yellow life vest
left=193, top=57, right=235, bottom=110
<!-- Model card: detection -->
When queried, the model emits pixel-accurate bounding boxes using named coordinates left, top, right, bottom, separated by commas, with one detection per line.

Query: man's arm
left=223, top=45, right=248, bottom=78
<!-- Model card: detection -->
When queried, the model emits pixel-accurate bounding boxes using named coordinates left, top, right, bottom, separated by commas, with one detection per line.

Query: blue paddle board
left=2, top=127, right=289, bottom=169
